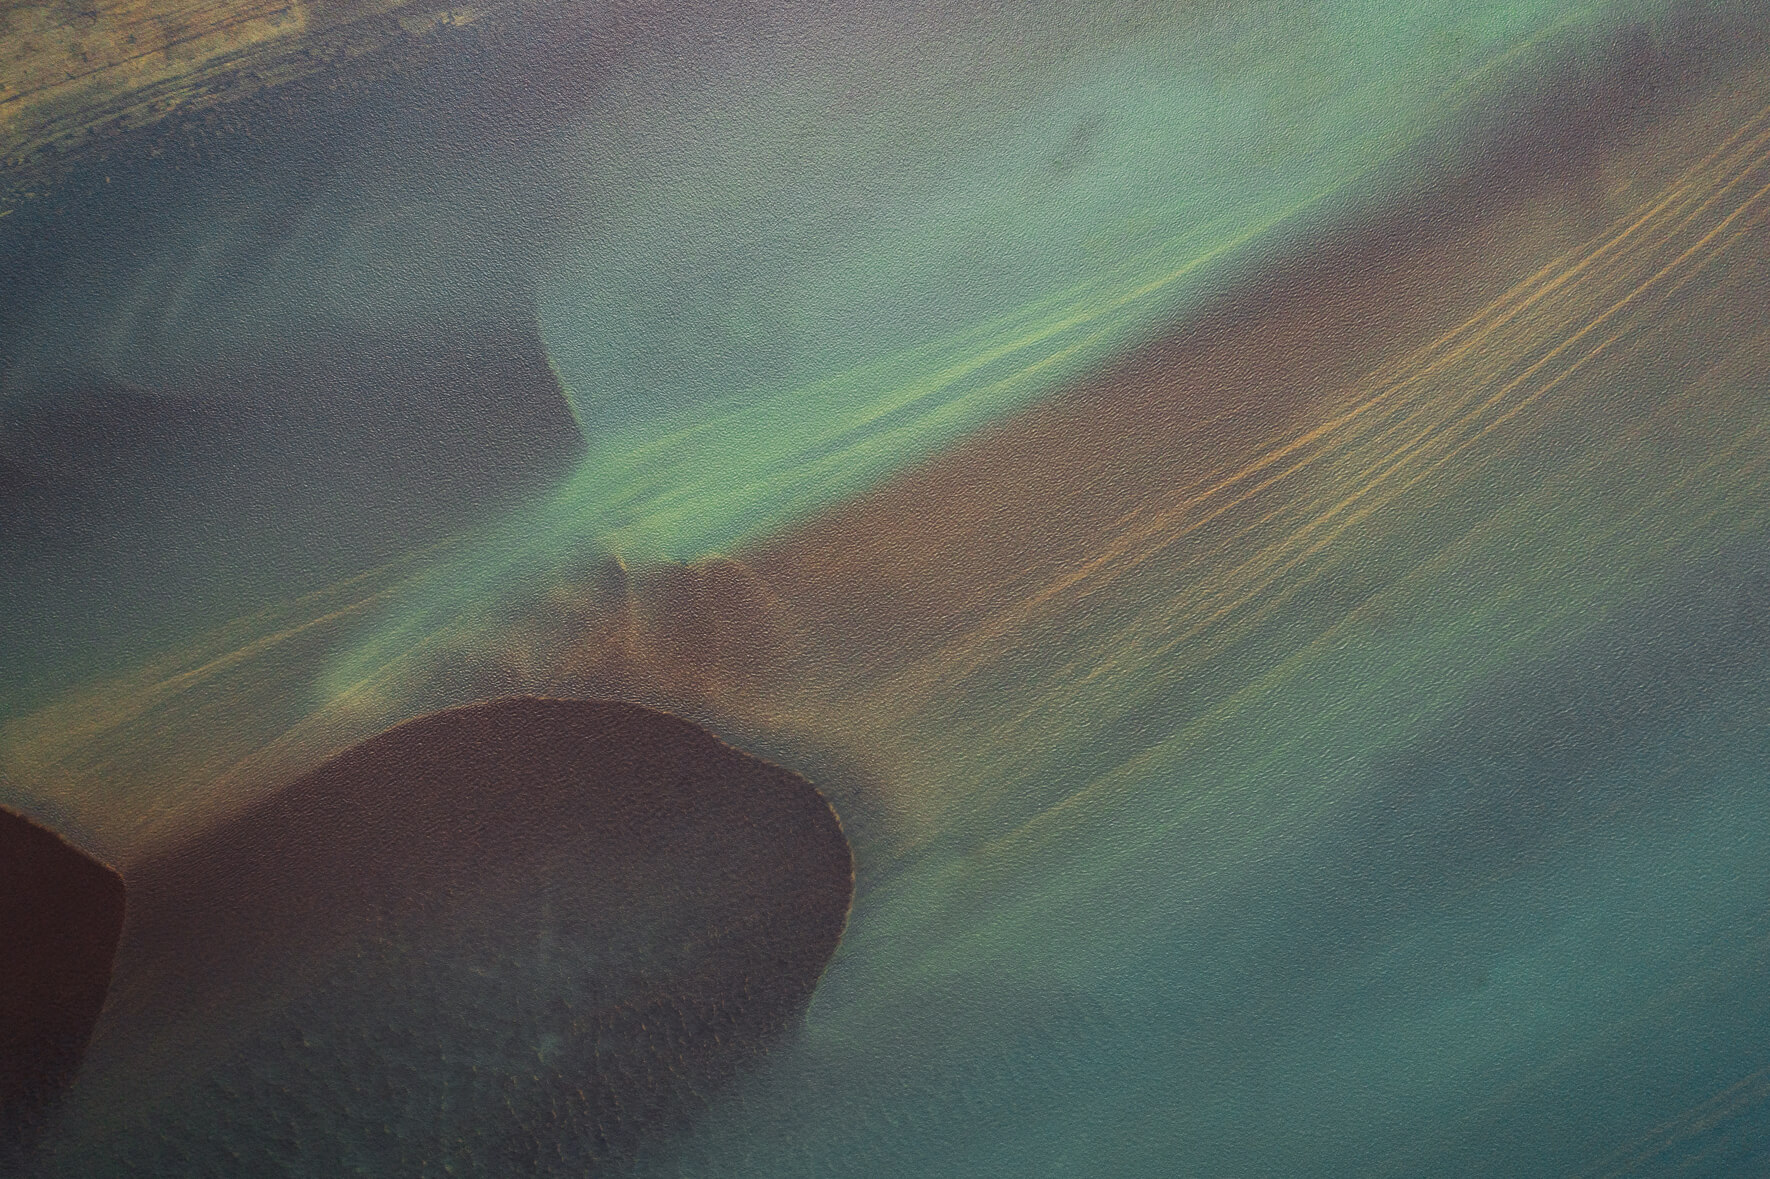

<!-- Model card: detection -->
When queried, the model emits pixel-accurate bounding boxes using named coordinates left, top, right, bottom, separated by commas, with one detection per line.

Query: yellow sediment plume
left=0, top=547, right=448, bottom=861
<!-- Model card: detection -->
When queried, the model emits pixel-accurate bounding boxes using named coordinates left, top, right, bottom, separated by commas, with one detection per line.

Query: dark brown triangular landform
left=39, top=698, right=852, bottom=1175
left=0, top=805, right=125, bottom=1162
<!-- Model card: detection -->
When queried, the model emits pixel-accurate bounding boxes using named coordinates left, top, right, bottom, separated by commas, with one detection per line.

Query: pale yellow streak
left=882, top=110, right=1770, bottom=818
left=1038, top=171, right=1770, bottom=725
left=3, top=579, right=402, bottom=767
left=873, top=106, right=1770, bottom=717
left=983, top=422, right=1770, bottom=870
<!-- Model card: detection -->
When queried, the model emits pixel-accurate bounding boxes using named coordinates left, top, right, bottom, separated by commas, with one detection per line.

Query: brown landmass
left=34, top=698, right=851, bottom=1173
left=0, top=805, right=123, bottom=1164
left=0, top=0, right=491, bottom=172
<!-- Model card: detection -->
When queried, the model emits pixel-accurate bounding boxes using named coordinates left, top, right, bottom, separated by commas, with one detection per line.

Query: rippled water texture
left=6, top=1, right=1770, bottom=1175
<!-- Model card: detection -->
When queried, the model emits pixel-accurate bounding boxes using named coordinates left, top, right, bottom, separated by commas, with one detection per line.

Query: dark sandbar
left=44, top=698, right=852, bottom=1175
left=0, top=806, right=124, bottom=1163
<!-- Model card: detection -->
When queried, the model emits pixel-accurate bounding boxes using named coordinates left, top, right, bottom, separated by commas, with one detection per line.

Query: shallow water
left=6, top=1, right=1770, bottom=1175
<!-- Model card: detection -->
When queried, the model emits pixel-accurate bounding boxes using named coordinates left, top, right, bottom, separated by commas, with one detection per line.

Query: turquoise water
left=321, top=0, right=1721, bottom=690
left=635, top=557, right=1770, bottom=1177
left=7, top=2, right=1770, bottom=1175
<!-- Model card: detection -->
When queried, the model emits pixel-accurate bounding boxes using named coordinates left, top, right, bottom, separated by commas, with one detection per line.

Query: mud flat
left=26, top=698, right=851, bottom=1176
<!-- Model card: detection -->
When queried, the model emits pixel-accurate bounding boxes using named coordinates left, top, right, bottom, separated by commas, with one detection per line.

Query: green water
left=329, top=0, right=1693, bottom=689
left=534, top=0, right=1656, bottom=558
left=11, top=2, right=1770, bottom=1175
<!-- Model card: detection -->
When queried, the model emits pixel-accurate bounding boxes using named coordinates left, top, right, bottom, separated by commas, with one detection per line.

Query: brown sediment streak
left=1212, top=158, right=1770, bottom=626
left=707, top=62, right=1770, bottom=860
left=959, top=118, right=1763, bottom=690
left=862, top=97, right=1770, bottom=717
